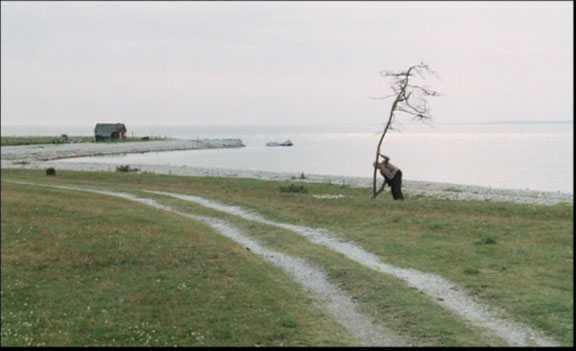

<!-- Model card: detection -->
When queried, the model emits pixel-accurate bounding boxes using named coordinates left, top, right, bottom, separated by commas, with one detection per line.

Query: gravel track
left=3, top=179, right=409, bottom=347
left=145, top=190, right=560, bottom=347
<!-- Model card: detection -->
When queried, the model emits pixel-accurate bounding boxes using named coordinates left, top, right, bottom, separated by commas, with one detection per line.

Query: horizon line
left=1, top=119, right=573, bottom=128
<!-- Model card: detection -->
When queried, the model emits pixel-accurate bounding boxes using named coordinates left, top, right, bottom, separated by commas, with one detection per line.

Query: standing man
left=373, top=152, right=404, bottom=200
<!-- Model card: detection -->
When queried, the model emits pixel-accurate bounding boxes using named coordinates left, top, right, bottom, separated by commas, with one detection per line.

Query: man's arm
left=378, top=152, right=390, bottom=163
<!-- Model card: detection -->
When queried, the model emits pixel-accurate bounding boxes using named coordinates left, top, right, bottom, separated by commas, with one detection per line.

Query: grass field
left=1, top=168, right=573, bottom=346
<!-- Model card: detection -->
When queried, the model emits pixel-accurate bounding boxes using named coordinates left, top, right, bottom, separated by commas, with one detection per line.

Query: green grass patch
left=1, top=136, right=94, bottom=146
left=1, top=168, right=573, bottom=346
left=1, top=136, right=169, bottom=146
left=1, top=180, right=349, bottom=347
left=279, top=184, right=308, bottom=194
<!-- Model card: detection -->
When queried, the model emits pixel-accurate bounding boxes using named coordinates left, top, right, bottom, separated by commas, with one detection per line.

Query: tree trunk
left=372, top=99, right=398, bottom=197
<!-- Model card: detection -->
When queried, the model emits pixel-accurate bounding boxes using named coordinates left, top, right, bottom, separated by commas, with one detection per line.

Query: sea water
left=2, top=122, right=573, bottom=194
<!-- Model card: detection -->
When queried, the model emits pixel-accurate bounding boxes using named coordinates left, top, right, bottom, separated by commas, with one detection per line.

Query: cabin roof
left=94, top=123, right=126, bottom=136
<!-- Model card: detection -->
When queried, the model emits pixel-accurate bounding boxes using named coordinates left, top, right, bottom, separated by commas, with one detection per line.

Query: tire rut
left=145, top=190, right=560, bottom=347
left=3, top=180, right=409, bottom=346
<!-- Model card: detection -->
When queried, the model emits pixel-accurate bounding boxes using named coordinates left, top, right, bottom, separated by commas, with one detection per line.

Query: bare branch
left=396, top=107, right=431, bottom=120
left=413, top=116, right=435, bottom=128
left=407, top=85, right=440, bottom=96
left=368, top=94, right=396, bottom=100
left=396, top=93, right=409, bottom=103
left=413, top=66, right=428, bottom=80
left=395, top=107, right=420, bottom=116
left=381, top=70, right=413, bottom=78
left=402, top=98, right=427, bottom=114
left=419, top=63, right=441, bottom=81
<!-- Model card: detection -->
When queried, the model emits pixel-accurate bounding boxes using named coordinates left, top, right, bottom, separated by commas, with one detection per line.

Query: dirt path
left=145, top=190, right=560, bottom=347
left=2, top=179, right=561, bottom=346
left=3, top=180, right=409, bottom=347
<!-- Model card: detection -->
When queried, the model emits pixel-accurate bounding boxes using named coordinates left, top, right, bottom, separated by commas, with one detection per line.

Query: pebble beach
left=2, top=140, right=572, bottom=206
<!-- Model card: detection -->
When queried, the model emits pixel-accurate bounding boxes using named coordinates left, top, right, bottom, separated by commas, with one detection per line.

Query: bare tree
left=372, top=63, right=440, bottom=198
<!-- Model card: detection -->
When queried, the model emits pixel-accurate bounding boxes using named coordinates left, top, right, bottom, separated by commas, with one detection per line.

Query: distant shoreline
left=1, top=139, right=572, bottom=206
left=462, top=120, right=573, bottom=125
left=1, top=119, right=572, bottom=133
left=1, top=139, right=244, bottom=162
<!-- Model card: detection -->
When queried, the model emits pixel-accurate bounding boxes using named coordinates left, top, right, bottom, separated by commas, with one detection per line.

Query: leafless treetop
left=375, top=63, right=440, bottom=125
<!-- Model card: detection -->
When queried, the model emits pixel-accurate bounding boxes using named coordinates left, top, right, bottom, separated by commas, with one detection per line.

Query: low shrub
left=280, top=184, right=308, bottom=194
left=462, top=268, right=480, bottom=275
left=474, top=237, right=497, bottom=245
left=116, top=165, right=139, bottom=173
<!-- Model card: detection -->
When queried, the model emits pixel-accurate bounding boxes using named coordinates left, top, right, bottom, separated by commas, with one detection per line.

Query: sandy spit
left=1, top=140, right=572, bottom=206
left=1, top=139, right=244, bottom=161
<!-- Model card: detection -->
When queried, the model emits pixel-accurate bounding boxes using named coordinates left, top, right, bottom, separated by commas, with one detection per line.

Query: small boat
left=266, top=139, right=293, bottom=147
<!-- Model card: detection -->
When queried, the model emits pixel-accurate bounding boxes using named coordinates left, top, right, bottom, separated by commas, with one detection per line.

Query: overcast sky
left=1, top=1, right=573, bottom=126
